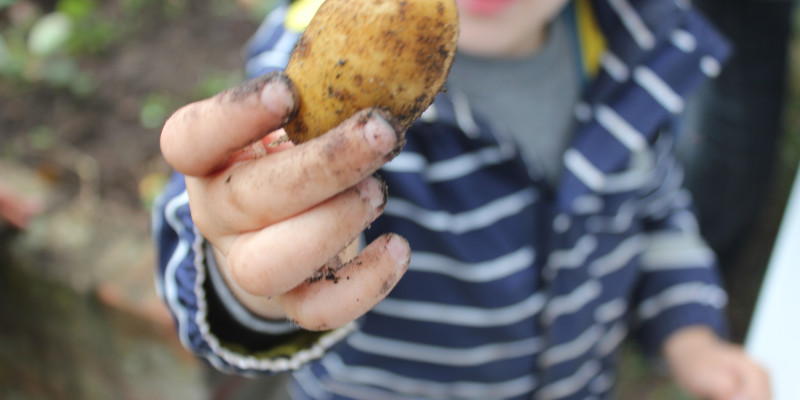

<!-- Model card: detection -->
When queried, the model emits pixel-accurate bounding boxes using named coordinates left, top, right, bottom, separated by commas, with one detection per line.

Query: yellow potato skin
left=284, top=0, right=459, bottom=143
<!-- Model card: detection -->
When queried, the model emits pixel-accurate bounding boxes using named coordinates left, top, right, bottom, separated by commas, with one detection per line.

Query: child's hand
left=160, top=72, right=410, bottom=331
left=663, top=326, right=771, bottom=400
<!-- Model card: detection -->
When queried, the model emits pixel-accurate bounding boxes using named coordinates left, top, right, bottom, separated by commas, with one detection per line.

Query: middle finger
left=209, top=109, right=402, bottom=233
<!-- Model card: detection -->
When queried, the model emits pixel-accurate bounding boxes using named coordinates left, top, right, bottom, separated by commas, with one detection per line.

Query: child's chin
left=457, top=0, right=515, bottom=17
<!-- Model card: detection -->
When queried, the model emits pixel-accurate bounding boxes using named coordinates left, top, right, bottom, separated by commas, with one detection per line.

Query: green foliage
left=121, top=0, right=187, bottom=19
left=0, top=0, right=20, bottom=10
left=56, top=0, right=96, bottom=19
left=139, top=93, right=175, bottom=130
left=192, top=70, right=246, bottom=100
left=56, top=0, right=122, bottom=54
left=27, top=12, right=73, bottom=56
left=28, top=126, right=56, bottom=151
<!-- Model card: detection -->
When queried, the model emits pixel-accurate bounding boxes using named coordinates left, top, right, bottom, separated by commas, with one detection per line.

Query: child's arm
left=663, top=326, right=770, bottom=400
left=153, top=72, right=410, bottom=374
left=630, top=135, right=770, bottom=399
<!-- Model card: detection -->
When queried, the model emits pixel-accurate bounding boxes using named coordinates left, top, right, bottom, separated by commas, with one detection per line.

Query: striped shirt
left=153, top=0, right=731, bottom=398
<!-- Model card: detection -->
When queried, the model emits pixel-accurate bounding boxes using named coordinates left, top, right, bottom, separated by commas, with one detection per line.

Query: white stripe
left=320, top=353, right=538, bottom=399
left=594, top=322, right=627, bottom=357
left=641, top=232, right=715, bottom=271
left=245, top=29, right=300, bottom=75
left=347, top=332, right=544, bottom=366
left=585, top=198, right=638, bottom=233
left=605, top=152, right=656, bottom=192
left=151, top=191, right=169, bottom=301
left=246, top=50, right=291, bottom=74
left=639, top=166, right=685, bottom=217
left=544, top=281, right=602, bottom=323
left=674, top=0, right=691, bottom=9
left=553, top=214, right=571, bottom=233
left=319, top=377, right=429, bottom=400
left=589, top=372, right=615, bottom=394
left=383, top=188, right=538, bottom=234
left=384, top=145, right=517, bottom=181
left=541, top=326, right=604, bottom=367
left=246, top=5, right=286, bottom=51
left=546, top=235, right=598, bottom=272
left=564, top=149, right=606, bottom=192
left=452, top=90, right=480, bottom=138
left=420, top=103, right=438, bottom=123
left=293, top=365, right=331, bottom=400
left=571, top=194, right=604, bottom=214
left=608, top=0, right=656, bottom=49
left=424, top=146, right=515, bottom=182
left=633, top=66, right=685, bottom=114
left=638, top=282, right=728, bottom=321
left=536, top=360, right=601, bottom=400
left=565, top=150, right=655, bottom=195
left=372, top=292, right=546, bottom=327
left=382, top=151, right=427, bottom=173
left=600, top=52, right=629, bottom=82
left=163, top=191, right=193, bottom=351
left=594, top=298, right=627, bottom=324
left=700, top=56, right=722, bottom=77
left=670, top=29, right=697, bottom=52
left=671, top=209, right=702, bottom=233
left=409, top=246, right=535, bottom=282
left=274, top=27, right=301, bottom=52
left=589, top=234, right=647, bottom=277
left=595, top=105, right=648, bottom=151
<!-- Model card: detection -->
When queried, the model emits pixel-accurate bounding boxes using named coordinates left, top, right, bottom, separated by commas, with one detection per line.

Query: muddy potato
left=283, top=0, right=459, bottom=143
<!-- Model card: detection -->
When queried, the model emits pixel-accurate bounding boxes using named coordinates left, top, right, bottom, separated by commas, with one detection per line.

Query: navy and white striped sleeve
left=152, top=173, right=356, bottom=375
left=631, top=140, right=729, bottom=356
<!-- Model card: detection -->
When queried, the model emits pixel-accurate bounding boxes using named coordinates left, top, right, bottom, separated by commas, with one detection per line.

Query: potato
left=283, top=0, right=459, bottom=143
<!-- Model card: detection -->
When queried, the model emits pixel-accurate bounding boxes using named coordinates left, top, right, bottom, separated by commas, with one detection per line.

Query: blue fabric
left=153, top=0, right=732, bottom=398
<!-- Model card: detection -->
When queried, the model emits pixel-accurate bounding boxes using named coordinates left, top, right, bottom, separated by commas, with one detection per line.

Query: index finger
left=160, top=72, right=298, bottom=177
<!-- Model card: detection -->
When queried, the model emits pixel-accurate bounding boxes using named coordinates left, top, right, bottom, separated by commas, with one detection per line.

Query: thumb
left=161, top=72, right=298, bottom=177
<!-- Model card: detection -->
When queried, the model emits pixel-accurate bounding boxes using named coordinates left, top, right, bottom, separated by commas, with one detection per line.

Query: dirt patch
left=1, top=0, right=257, bottom=209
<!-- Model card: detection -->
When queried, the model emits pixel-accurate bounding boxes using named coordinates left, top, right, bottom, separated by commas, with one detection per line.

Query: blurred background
left=0, top=0, right=798, bottom=399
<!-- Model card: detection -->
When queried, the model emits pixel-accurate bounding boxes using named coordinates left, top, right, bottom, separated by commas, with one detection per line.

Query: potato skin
left=284, top=0, right=459, bottom=143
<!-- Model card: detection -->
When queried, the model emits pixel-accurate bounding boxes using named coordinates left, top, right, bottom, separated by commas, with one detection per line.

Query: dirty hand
left=159, top=72, right=410, bottom=331
left=664, top=326, right=771, bottom=400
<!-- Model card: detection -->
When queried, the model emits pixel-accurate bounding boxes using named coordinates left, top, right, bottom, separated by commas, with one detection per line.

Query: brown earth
left=1, top=1, right=260, bottom=398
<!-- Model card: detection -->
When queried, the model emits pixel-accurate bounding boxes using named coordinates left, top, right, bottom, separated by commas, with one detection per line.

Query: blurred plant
left=121, top=0, right=187, bottom=20
left=28, top=125, right=55, bottom=151
left=56, top=0, right=121, bottom=55
left=138, top=170, right=168, bottom=211
left=0, top=0, right=111, bottom=96
left=192, top=69, right=246, bottom=100
left=235, top=0, right=281, bottom=20
left=139, top=93, right=175, bottom=130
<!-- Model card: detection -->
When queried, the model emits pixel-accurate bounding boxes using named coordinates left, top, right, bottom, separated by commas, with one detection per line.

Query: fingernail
left=386, top=234, right=410, bottom=266
left=260, top=73, right=298, bottom=123
left=362, top=109, right=405, bottom=157
left=355, top=176, right=387, bottom=211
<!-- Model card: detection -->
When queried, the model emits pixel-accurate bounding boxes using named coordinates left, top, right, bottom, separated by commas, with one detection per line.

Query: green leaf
left=27, top=12, right=74, bottom=56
